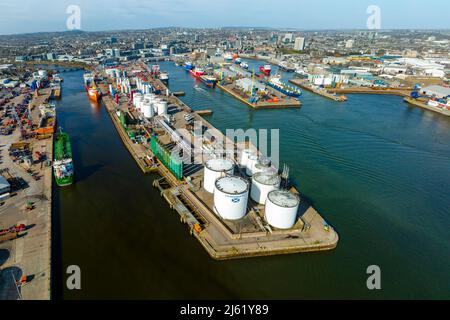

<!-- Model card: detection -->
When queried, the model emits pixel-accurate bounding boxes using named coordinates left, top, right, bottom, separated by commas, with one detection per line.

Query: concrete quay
left=0, top=90, right=53, bottom=300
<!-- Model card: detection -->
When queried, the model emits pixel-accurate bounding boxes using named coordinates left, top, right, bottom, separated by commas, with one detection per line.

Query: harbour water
left=54, top=61, right=450, bottom=299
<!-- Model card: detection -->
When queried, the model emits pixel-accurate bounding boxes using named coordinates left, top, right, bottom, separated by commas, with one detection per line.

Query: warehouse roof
left=422, top=85, right=450, bottom=97
left=0, top=175, right=10, bottom=192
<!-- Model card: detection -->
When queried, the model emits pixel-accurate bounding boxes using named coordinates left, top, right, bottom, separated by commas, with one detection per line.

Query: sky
left=0, top=0, right=449, bottom=35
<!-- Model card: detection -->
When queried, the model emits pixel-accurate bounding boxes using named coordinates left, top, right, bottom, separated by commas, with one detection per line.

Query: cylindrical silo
left=157, top=100, right=168, bottom=115
left=252, top=162, right=270, bottom=175
left=265, top=190, right=300, bottom=229
left=246, top=155, right=258, bottom=176
left=142, top=102, right=154, bottom=118
left=214, top=176, right=249, bottom=220
left=250, top=172, right=280, bottom=204
left=258, top=156, right=271, bottom=168
left=240, top=149, right=253, bottom=167
left=203, top=158, right=234, bottom=193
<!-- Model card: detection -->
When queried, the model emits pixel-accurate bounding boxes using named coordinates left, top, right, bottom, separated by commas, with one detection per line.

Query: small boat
left=234, top=57, right=242, bottom=64
left=223, top=53, right=233, bottom=61
left=159, top=72, right=169, bottom=84
left=241, top=62, right=249, bottom=69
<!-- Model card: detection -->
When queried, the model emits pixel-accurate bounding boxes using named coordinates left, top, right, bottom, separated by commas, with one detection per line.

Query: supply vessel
left=54, top=129, right=74, bottom=186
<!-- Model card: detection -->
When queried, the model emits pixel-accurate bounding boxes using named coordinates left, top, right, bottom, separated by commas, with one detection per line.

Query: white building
left=345, top=39, right=354, bottom=48
left=284, top=33, right=294, bottom=43
left=235, top=78, right=266, bottom=92
left=294, top=37, right=305, bottom=51
left=421, top=85, right=450, bottom=99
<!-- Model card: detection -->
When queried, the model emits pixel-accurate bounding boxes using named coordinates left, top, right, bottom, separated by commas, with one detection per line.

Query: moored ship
left=267, top=76, right=302, bottom=97
left=86, top=85, right=101, bottom=101
left=189, top=68, right=205, bottom=78
left=200, top=75, right=217, bottom=88
left=259, top=65, right=272, bottom=76
left=84, top=72, right=101, bottom=101
left=184, top=61, right=194, bottom=71
left=53, top=129, right=74, bottom=186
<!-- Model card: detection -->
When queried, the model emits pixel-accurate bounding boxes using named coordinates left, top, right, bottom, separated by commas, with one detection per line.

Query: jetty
left=95, top=61, right=338, bottom=260
left=403, top=96, right=450, bottom=116
left=289, top=79, right=347, bottom=102
left=328, top=86, right=412, bottom=97
left=217, top=82, right=301, bottom=109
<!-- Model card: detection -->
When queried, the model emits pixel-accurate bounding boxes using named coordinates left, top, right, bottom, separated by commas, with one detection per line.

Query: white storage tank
left=214, top=176, right=249, bottom=220
left=265, top=190, right=300, bottom=229
left=246, top=155, right=258, bottom=176
left=250, top=172, right=280, bottom=205
left=258, top=156, right=271, bottom=168
left=252, top=162, right=269, bottom=175
left=240, top=149, right=254, bottom=167
left=156, top=100, right=168, bottom=115
left=203, top=158, right=234, bottom=193
left=142, top=102, right=154, bottom=118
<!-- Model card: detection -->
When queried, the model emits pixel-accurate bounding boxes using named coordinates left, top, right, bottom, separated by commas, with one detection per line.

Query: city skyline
left=1, top=0, right=450, bottom=35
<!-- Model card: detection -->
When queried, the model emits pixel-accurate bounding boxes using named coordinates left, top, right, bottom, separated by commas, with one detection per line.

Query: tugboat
left=53, top=128, right=74, bottom=186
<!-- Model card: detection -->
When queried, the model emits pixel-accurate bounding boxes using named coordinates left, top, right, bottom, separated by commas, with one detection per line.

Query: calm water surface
left=54, top=61, right=450, bottom=299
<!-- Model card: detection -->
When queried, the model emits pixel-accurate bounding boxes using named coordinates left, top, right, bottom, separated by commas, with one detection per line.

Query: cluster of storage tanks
left=132, top=92, right=168, bottom=118
left=202, top=151, right=301, bottom=230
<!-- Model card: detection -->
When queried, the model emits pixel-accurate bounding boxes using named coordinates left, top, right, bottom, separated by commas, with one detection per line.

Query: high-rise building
left=284, top=33, right=294, bottom=43
left=113, top=49, right=121, bottom=57
left=294, top=37, right=305, bottom=51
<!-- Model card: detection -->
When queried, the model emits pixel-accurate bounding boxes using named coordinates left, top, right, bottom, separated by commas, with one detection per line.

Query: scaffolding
left=150, top=136, right=183, bottom=180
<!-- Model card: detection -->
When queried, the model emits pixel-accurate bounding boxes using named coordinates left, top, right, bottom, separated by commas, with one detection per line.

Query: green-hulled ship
left=54, top=129, right=74, bottom=186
